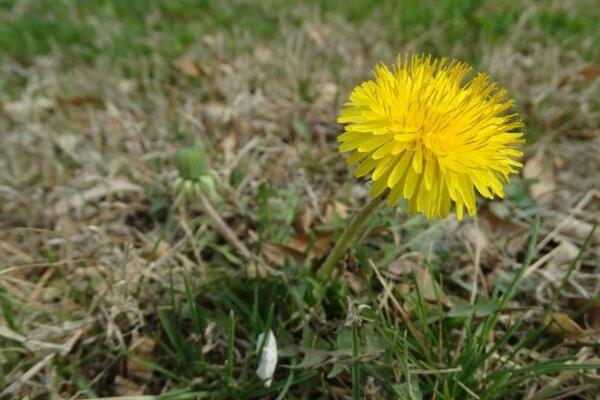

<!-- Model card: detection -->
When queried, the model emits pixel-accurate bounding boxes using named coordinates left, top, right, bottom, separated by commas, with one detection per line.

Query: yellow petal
left=387, top=151, right=412, bottom=187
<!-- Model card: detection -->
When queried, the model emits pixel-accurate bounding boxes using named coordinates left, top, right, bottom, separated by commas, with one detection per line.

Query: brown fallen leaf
left=460, top=220, right=501, bottom=271
left=479, top=206, right=529, bottom=257
left=586, top=300, right=600, bottom=331
left=569, top=298, right=600, bottom=331
left=262, top=231, right=334, bottom=267
left=554, top=215, right=600, bottom=245
left=343, top=271, right=364, bottom=294
left=546, top=240, right=579, bottom=269
left=174, top=57, right=206, bottom=78
left=126, top=336, right=156, bottom=382
left=388, top=257, right=420, bottom=277
left=294, top=205, right=314, bottom=234
left=261, top=242, right=303, bottom=267
left=220, top=131, right=238, bottom=163
left=523, top=147, right=555, bottom=204
left=413, top=266, right=452, bottom=309
left=285, top=232, right=333, bottom=258
left=114, top=376, right=145, bottom=396
left=322, top=200, right=348, bottom=225
left=577, top=65, right=600, bottom=80
left=58, top=96, right=104, bottom=107
left=480, top=206, right=524, bottom=235
left=559, top=64, right=600, bottom=86
left=545, top=313, right=584, bottom=339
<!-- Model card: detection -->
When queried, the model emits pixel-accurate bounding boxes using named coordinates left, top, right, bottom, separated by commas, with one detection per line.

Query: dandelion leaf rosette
left=338, top=55, right=524, bottom=220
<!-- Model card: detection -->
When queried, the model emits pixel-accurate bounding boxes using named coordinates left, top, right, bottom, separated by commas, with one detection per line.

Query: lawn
left=1, top=0, right=599, bottom=399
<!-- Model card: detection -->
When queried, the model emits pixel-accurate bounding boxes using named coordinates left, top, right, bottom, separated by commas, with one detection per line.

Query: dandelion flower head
left=338, top=54, right=524, bottom=220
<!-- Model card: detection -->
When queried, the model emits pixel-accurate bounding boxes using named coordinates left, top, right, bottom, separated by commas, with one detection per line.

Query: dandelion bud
left=176, top=145, right=208, bottom=182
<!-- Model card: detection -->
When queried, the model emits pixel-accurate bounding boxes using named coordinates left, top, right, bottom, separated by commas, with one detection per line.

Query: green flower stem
left=317, top=195, right=383, bottom=282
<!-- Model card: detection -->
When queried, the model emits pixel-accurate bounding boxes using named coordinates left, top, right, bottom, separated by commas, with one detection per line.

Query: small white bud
left=256, top=330, right=278, bottom=387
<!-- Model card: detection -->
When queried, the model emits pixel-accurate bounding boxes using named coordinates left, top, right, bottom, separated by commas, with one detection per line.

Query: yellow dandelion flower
left=337, top=54, right=524, bottom=220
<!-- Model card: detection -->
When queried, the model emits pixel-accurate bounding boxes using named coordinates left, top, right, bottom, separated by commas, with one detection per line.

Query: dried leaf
left=506, top=232, right=530, bottom=257
left=261, top=242, right=302, bottom=267
left=58, top=96, right=104, bottom=107
left=413, top=267, right=452, bottom=308
left=343, top=271, right=364, bottom=293
left=586, top=300, right=600, bottom=331
left=221, top=132, right=238, bottom=162
left=578, top=65, right=600, bottom=80
left=545, top=313, right=584, bottom=339
left=388, top=258, right=419, bottom=277
left=262, top=231, right=333, bottom=267
left=114, top=376, right=145, bottom=396
left=174, top=57, right=206, bottom=78
left=285, top=232, right=333, bottom=258
left=460, top=221, right=501, bottom=270
left=130, top=336, right=156, bottom=355
left=126, top=336, right=156, bottom=382
left=547, top=240, right=579, bottom=268
left=571, top=298, right=600, bottom=332
left=556, top=217, right=600, bottom=244
left=481, top=207, right=524, bottom=235
left=261, top=242, right=288, bottom=266
left=294, top=206, right=314, bottom=234
left=322, top=200, right=348, bottom=225
left=523, top=147, right=555, bottom=204
left=559, top=65, right=600, bottom=86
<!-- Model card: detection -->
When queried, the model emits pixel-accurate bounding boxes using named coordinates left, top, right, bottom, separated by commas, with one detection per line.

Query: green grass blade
left=227, top=309, right=236, bottom=386
left=352, top=323, right=361, bottom=400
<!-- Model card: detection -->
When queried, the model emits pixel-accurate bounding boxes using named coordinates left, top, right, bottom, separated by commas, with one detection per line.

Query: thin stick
left=198, top=193, right=253, bottom=260
left=197, top=193, right=280, bottom=275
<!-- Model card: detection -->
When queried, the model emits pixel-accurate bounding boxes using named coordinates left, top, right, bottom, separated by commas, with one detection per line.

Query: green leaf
left=159, top=308, right=188, bottom=362
left=448, top=298, right=499, bottom=318
left=327, top=363, right=347, bottom=379
left=392, top=382, right=423, bottom=400
left=336, top=328, right=354, bottom=351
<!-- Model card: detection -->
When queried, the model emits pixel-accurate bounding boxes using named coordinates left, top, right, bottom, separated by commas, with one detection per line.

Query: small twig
left=198, top=192, right=253, bottom=260
left=0, top=258, right=88, bottom=276
left=536, top=189, right=597, bottom=253
left=197, top=193, right=277, bottom=275
left=29, top=267, right=54, bottom=303
left=0, top=353, right=55, bottom=397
